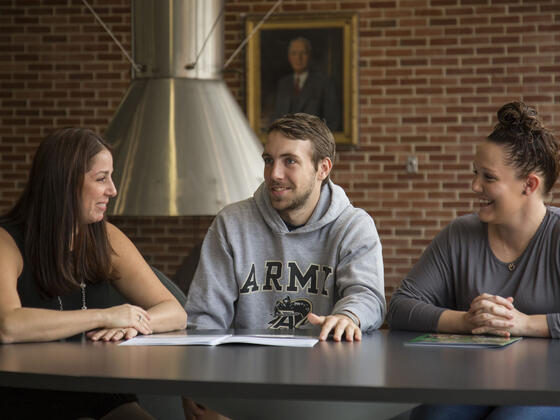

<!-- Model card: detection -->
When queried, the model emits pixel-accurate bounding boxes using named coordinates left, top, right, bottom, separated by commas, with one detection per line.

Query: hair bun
left=497, top=101, right=539, bottom=132
left=488, top=101, right=559, bottom=195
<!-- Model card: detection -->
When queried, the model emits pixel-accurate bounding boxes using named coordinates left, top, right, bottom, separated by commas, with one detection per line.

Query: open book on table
left=405, top=333, right=522, bottom=348
left=119, top=333, right=318, bottom=348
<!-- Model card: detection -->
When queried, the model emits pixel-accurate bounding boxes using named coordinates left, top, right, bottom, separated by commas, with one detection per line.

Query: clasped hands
left=464, top=293, right=527, bottom=337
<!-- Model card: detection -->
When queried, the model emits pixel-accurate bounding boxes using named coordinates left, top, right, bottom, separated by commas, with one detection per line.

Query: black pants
left=0, top=387, right=138, bottom=420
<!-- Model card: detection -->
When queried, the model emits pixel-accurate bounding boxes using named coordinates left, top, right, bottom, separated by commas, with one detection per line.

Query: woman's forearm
left=146, top=299, right=187, bottom=333
left=436, top=309, right=470, bottom=333
left=515, top=314, right=549, bottom=337
left=0, top=307, right=106, bottom=343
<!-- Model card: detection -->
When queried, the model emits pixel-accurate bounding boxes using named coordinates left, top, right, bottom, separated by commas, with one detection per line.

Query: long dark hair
left=0, top=128, right=118, bottom=297
left=487, top=101, right=560, bottom=195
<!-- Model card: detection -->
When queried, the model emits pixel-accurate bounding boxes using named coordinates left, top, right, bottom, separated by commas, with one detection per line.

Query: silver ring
left=138, top=314, right=142, bottom=322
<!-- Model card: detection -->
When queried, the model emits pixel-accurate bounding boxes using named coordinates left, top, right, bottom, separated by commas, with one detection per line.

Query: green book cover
left=406, top=333, right=522, bottom=348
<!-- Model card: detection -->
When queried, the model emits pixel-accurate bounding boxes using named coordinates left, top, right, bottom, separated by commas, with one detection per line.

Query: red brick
left=3, top=0, right=560, bottom=294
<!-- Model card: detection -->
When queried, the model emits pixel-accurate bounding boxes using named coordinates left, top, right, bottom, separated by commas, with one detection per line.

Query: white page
left=119, top=333, right=318, bottom=347
left=119, top=334, right=231, bottom=346
left=222, top=335, right=318, bottom=347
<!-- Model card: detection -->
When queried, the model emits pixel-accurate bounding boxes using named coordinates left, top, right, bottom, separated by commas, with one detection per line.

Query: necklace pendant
left=57, top=282, right=87, bottom=311
left=508, top=263, right=515, bottom=271
left=80, top=281, right=87, bottom=310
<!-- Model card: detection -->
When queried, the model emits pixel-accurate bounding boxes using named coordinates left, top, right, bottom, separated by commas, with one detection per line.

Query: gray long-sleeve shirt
left=387, top=207, right=560, bottom=338
left=186, top=181, right=386, bottom=333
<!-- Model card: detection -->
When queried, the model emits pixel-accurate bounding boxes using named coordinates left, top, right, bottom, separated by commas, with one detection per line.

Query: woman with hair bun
left=388, top=101, right=560, bottom=419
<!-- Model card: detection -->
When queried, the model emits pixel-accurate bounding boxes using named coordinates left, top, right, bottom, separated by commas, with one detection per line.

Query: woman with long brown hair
left=0, top=128, right=187, bottom=418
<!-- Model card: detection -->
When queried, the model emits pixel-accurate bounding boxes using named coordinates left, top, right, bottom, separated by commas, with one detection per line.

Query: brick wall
left=1, top=0, right=560, bottom=297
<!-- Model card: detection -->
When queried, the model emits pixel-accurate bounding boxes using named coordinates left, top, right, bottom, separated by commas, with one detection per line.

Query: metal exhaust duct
left=106, top=0, right=263, bottom=216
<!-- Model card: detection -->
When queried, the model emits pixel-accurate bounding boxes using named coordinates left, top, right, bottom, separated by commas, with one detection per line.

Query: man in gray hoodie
left=185, top=113, right=385, bottom=342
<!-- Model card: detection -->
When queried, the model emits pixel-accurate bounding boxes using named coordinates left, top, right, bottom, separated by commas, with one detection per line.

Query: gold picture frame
left=246, top=13, right=358, bottom=146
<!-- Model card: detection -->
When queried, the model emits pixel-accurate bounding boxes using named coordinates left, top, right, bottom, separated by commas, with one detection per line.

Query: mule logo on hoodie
left=268, top=296, right=312, bottom=329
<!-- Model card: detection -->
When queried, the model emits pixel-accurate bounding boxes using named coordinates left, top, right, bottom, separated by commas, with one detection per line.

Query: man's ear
left=317, top=158, right=333, bottom=182
left=524, top=173, right=541, bottom=195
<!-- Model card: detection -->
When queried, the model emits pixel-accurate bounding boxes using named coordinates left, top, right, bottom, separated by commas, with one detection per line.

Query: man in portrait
left=272, top=37, right=341, bottom=131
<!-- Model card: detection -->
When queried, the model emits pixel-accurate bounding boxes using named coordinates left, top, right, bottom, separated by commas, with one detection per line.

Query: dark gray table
left=0, top=330, right=559, bottom=406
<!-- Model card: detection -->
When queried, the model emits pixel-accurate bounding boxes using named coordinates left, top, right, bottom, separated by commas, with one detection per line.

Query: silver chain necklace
left=57, top=281, right=87, bottom=311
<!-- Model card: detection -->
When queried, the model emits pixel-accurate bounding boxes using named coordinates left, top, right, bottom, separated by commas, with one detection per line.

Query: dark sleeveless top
left=1, top=223, right=126, bottom=311
left=0, top=223, right=136, bottom=419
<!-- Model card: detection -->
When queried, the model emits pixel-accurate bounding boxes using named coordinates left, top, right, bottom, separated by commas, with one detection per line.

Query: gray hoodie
left=185, top=180, right=386, bottom=333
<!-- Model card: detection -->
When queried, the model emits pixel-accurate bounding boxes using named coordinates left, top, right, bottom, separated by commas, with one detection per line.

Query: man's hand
left=307, top=312, right=361, bottom=342
left=182, top=398, right=206, bottom=420
left=182, top=398, right=231, bottom=420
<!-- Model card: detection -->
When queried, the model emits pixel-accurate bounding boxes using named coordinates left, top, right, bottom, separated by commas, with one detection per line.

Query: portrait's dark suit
left=273, top=72, right=340, bottom=131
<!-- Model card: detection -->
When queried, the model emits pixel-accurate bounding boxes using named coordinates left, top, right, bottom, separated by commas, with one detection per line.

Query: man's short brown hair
left=267, top=113, right=336, bottom=183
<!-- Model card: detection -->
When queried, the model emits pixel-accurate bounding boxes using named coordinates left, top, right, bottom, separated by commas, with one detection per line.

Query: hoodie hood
left=254, top=180, right=351, bottom=234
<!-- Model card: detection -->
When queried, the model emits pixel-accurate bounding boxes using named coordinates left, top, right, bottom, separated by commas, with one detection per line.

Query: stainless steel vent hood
left=106, top=0, right=263, bottom=216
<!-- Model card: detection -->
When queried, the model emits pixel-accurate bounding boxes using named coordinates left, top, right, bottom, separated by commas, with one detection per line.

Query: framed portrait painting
left=245, top=13, right=358, bottom=146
